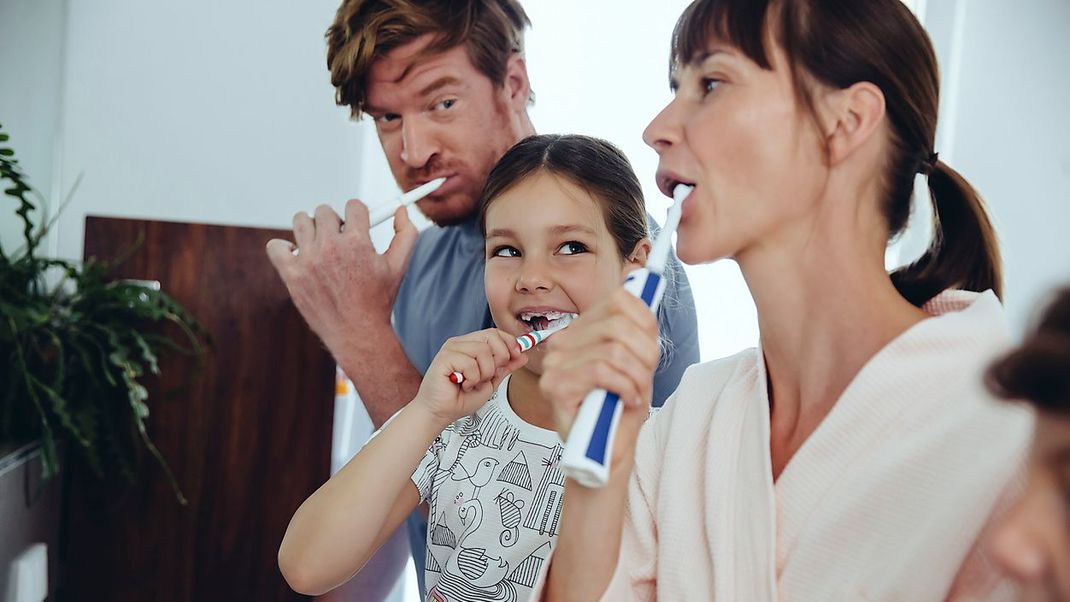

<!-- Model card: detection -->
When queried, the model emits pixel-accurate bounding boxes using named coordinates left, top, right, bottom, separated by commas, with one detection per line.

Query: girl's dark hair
left=478, top=134, right=648, bottom=260
left=987, top=288, right=1070, bottom=413
left=672, top=0, right=1002, bottom=307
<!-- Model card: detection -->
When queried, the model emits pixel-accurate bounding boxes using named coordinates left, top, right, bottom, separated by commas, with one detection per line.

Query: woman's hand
left=415, top=328, right=528, bottom=426
left=540, top=288, right=660, bottom=455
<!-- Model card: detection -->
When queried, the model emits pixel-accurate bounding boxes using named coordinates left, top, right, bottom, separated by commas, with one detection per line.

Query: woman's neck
left=506, top=364, right=557, bottom=431
left=738, top=206, right=930, bottom=479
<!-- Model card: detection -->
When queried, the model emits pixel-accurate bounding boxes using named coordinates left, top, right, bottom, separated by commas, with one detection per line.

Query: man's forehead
left=368, top=35, right=472, bottom=85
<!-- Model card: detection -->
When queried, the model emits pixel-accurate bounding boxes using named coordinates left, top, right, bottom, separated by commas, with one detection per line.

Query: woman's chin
left=676, top=240, right=726, bottom=266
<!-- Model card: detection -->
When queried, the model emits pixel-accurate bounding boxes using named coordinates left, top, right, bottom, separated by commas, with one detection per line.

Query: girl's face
left=642, top=37, right=830, bottom=265
left=484, top=170, right=640, bottom=374
left=991, top=412, right=1070, bottom=600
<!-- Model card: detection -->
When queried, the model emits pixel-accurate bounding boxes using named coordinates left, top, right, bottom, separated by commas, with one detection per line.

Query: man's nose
left=400, top=117, right=439, bottom=169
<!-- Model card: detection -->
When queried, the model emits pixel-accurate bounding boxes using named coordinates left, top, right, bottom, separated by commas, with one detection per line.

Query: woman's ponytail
left=890, top=160, right=1003, bottom=307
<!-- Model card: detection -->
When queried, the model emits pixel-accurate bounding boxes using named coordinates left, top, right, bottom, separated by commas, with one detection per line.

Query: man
left=266, top=0, right=700, bottom=596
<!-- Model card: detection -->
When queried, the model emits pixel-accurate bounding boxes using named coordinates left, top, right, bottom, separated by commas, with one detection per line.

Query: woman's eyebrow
left=670, top=48, right=732, bottom=90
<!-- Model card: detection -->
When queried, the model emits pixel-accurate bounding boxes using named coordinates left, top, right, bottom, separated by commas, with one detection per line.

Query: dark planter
left=0, top=441, right=62, bottom=601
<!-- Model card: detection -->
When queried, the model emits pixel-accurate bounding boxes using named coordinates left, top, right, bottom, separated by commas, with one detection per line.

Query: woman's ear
left=623, top=238, right=652, bottom=275
left=821, top=81, right=886, bottom=167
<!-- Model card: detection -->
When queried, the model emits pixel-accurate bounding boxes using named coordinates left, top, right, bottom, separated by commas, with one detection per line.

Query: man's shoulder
left=407, top=222, right=481, bottom=272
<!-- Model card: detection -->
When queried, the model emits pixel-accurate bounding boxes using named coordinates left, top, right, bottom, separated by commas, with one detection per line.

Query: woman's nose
left=643, top=97, right=683, bottom=153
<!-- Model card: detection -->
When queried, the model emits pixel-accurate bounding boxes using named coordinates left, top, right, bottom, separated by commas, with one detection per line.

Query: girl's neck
left=738, top=207, right=930, bottom=478
left=506, top=364, right=557, bottom=431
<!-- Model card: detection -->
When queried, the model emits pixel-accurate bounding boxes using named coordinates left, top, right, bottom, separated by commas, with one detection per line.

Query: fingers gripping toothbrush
left=291, top=177, right=446, bottom=255
left=449, top=314, right=575, bottom=385
left=559, top=184, right=692, bottom=488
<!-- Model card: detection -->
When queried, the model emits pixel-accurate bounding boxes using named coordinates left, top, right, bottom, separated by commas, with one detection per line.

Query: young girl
left=987, top=287, right=1070, bottom=598
left=277, top=134, right=652, bottom=601
left=536, top=1, right=1032, bottom=600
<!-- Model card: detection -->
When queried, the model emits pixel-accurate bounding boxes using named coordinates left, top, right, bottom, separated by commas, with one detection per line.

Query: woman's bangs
left=670, top=0, right=774, bottom=71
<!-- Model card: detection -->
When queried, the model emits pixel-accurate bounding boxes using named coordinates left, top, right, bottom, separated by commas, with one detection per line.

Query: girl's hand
left=415, top=328, right=528, bottom=426
left=540, top=289, right=660, bottom=461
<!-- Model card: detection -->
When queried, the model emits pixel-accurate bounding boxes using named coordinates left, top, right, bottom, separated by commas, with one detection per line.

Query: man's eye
left=375, top=113, right=400, bottom=125
left=434, top=99, right=457, bottom=111
left=491, top=245, right=520, bottom=258
left=557, top=241, right=588, bottom=255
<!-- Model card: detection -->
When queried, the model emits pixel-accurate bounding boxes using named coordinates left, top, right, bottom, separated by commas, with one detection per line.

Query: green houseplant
left=0, top=122, right=204, bottom=503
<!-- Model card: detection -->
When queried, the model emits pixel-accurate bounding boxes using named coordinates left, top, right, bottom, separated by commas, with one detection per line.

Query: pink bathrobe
left=536, top=290, right=1032, bottom=600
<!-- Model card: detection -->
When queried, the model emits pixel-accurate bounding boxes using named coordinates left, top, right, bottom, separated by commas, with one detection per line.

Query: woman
left=987, top=287, right=1070, bottom=600
left=536, top=0, right=1032, bottom=599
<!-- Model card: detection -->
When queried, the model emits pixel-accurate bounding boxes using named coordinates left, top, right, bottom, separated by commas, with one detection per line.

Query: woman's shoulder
left=648, top=348, right=761, bottom=433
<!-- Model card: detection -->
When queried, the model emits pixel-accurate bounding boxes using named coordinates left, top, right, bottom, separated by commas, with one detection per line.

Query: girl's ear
left=623, top=238, right=652, bottom=275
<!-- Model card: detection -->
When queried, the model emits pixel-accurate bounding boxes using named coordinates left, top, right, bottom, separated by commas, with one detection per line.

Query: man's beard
left=416, top=189, right=479, bottom=227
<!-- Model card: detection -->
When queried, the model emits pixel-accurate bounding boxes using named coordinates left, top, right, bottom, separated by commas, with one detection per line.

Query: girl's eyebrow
left=486, top=224, right=596, bottom=239
left=485, top=228, right=516, bottom=239
left=549, top=224, right=597, bottom=236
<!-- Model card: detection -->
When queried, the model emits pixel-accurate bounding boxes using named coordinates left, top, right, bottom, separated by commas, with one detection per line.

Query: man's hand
left=266, top=199, right=419, bottom=357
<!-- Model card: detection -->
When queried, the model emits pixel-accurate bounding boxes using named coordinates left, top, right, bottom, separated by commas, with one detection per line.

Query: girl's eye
left=491, top=245, right=520, bottom=258
left=434, top=98, right=457, bottom=111
left=557, top=241, right=588, bottom=255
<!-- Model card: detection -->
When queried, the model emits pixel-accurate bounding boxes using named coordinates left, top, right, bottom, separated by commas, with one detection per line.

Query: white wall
left=925, top=0, right=1070, bottom=332
left=0, top=0, right=66, bottom=258
left=50, top=0, right=368, bottom=262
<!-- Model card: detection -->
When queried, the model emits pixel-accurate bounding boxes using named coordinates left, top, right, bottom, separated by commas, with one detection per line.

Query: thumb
left=385, top=206, right=419, bottom=276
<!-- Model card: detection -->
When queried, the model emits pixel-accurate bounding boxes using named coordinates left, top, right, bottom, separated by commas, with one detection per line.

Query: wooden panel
left=62, top=216, right=334, bottom=601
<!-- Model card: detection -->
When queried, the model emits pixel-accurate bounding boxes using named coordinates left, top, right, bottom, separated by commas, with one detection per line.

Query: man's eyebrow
left=419, top=76, right=464, bottom=98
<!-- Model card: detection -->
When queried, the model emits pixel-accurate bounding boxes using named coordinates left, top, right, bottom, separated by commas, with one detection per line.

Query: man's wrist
left=329, top=316, right=399, bottom=369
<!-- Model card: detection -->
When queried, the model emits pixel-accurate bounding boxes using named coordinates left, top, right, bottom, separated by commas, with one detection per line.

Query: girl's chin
left=517, top=355, right=544, bottom=377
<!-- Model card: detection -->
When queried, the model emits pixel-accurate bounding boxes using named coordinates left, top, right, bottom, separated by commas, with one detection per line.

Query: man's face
left=365, top=34, right=531, bottom=226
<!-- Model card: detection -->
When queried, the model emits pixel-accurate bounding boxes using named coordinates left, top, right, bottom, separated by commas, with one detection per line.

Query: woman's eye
left=701, top=78, right=722, bottom=95
left=491, top=245, right=520, bottom=258
left=434, top=98, right=457, bottom=111
left=557, top=241, right=588, bottom=255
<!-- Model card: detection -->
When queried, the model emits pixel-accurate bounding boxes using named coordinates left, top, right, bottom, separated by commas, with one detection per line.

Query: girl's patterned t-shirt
left=411, top=376, right=565, bottom=602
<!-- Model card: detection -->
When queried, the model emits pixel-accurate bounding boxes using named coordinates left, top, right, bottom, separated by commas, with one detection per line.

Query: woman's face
left=991, top=412, right=1070, bottom=600
left=483, top=171, right=637, bottom=374
left=643, top=37, right=830, bottom=265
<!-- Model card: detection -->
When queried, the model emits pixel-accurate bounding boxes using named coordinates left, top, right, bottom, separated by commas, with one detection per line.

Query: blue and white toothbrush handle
left=559, top=266, right=666, bottom=488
